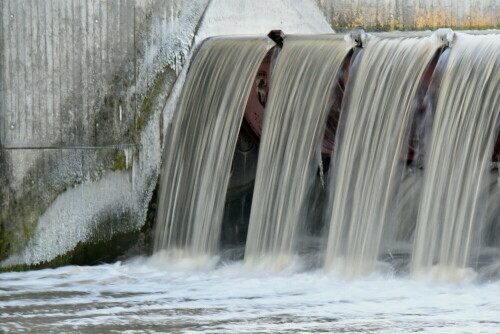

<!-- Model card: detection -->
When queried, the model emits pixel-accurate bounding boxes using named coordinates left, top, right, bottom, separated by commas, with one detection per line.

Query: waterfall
left=151, top=30, right=499, bottom=280
left=324, top=36, right=438, bottom=277
left=411, top=34, right=500, bottom=280
left=245, top=36, right=350, bottom=269
left=153, top=37, right=268, bottom=258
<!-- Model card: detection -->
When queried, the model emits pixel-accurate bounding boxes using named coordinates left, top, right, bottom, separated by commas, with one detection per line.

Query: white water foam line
left=1, top=260, right=499, bottom=333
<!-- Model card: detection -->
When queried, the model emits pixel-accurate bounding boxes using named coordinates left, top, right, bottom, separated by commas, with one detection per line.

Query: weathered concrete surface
left=0, top=0, right=209, bottom=267
left=316, top=0, right=499, bottom=31
left=0, top=0, right=333, bottom=269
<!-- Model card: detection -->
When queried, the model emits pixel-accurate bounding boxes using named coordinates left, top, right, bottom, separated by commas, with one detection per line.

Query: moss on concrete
left=1, top=229, right=140, bottom=272
left=1, top=211, right=138, bottom=272
left=111, top=151, right=129, bottom=171
left=135, top=65, right=176, bottom=139
left=1, top=178, right=160, bottom=273
left=0, top=178, right=65, bottom=263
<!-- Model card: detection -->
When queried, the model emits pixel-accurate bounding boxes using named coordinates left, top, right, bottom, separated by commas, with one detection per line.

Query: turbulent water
left=154, top=38, right=268, bottom=257
left=1, top=259, right=500, bottom=333
left=412, top=34, right=500, bottom=280
left=324, top=36, right=438, bottom=277
left=245, top=36, right=349, bottom=269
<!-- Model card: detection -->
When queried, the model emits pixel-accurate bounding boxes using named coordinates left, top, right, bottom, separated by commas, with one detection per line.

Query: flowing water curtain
left=386, top=46, right=452, bottom=257
left=245, top=36, right=350, bottom=269
left=324, top=36, right=438, bottom=278
left=411, top=34, right=500, bottom=280
left=154, top=37, right=269, bottom=258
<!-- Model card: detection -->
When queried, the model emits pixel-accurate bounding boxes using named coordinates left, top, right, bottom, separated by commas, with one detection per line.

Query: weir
left=411, top=34, right=500, bottom=280
left=2, top=0, right=500, bottom=327
left=153, top=37, right=269, bottom=258
left=151, top=30, right=500, bottom=280
left=245, top=36, right=351, bottom=269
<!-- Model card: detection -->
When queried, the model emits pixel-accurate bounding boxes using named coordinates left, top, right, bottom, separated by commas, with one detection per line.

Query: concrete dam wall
left=0, top=0, right=210, bottom=267
left=0, top=0, right=498, bottom=269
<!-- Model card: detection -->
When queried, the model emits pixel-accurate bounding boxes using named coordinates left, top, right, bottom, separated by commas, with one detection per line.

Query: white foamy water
left=1, top=258, right=499, bottom=333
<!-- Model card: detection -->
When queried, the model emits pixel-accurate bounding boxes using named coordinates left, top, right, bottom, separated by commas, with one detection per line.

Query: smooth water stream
left=412, top=34, right=500, bottom=280
left=154, top=37, right=268, bottom=257
left=245, top=35, right=349, bottom=269
left=324, top=35, right=437, bottom=277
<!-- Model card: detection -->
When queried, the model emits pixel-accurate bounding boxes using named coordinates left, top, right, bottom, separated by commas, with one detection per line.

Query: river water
left=1, top=255, right=499, bottom=333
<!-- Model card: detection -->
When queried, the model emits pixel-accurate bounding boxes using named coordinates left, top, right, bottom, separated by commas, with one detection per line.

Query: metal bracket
left=268, top=30, right=286, bottom=47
